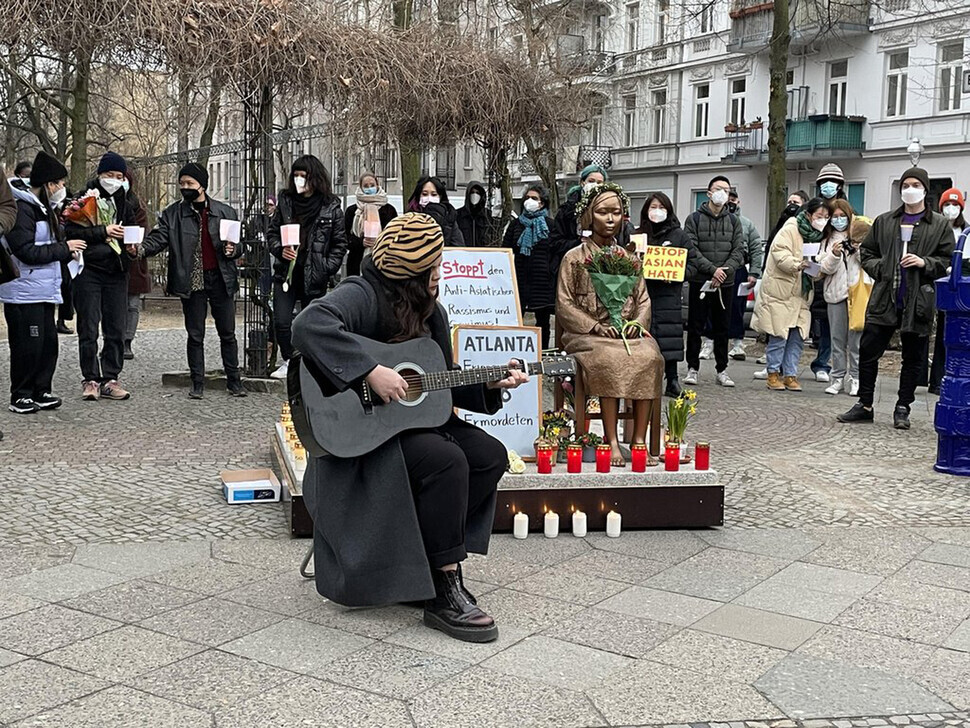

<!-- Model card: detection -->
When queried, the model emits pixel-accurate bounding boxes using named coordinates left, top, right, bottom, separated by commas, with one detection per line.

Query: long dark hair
left=288, top=155, right=334, bottom=200
left=634, top=191, right=676, bottom=235
left=387, top=269, right=437, bottom=343
left=407, top=176, right=449, bottom=211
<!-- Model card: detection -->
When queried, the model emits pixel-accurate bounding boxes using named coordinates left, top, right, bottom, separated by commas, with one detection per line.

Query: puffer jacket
left=860, top=206, right=953, bottom=336
left=456, top=181, right=494, bottom=246
left=683, top=202, right=745, bottom=283
left=737, top=212, right=764, bottom=278
left=63, top=179, right=137, bottom=275
left=0, top=186, right=72, bottom=304
left=752, top=217, right=813, bottom=338
left=818, top=231, right=871, bottom=304
left=268, top=192, right=347, bottom=298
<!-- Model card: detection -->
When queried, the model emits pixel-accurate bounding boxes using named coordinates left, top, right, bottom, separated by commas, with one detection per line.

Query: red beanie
left=940, top=187, right=965, bottom=211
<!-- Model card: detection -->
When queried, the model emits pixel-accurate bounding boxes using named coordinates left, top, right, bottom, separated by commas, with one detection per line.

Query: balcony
left=556, top=34, right=616, bottom=78
left=727, top=0, right=871, bottom=54
left=721, top=125, right=767, bottom=163
left=720, top=116, right=867, bottom=165
left=576, top=145, right=612, bottom=172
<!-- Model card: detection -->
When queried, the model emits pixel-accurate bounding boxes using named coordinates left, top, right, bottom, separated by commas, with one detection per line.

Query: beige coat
left=752, top=217, right=813, bottom=338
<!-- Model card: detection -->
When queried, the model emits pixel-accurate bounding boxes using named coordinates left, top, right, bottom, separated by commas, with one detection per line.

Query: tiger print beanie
left=370, top=212, right=444, bottom=280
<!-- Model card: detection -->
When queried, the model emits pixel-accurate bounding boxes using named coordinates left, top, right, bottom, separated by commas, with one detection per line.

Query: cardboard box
left=221, top=469, right=281, bottom=504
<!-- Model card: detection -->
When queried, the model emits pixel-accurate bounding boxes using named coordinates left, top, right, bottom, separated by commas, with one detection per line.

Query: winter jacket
left=0, top=175, right=17, bottom=236
left=63, top=179, right=138, bottom=275
left=860, top=205, right=953, bottom=336
left=683, top=202, right=745, bottom=283
left=504, top=213, right=558, bottom=311
left=421, top=202, right=464, bottom=247
left=0, top=186, right=72, bottom=305
left=127, top=190, right=152, bottom=296
left=737, top=212, right=764, bottom=278
left=818, top=232, right=871, bottom=305
left=456, top=181, right=494, bottom=246
left=268, top=192, right=347, bottom=298
left=343, top=202, right=397, bottom=277
left=142, top=197, right=242, bottom=298
left=752, top=217, right=813, bottom=339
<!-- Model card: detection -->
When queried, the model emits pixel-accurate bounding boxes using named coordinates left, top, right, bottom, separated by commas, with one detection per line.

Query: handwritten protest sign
left=439, top=248, right=522, bottom=326
left=641, top=245, right=688, bottom=283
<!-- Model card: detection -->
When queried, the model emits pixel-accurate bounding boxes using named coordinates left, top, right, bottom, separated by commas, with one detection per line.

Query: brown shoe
left=766, top=372, right=785, bottom=391
left=784, top=376, right=803, bottom=392
left=81, top=381, right=100, bottom=401
left=424, top=568, right=497, bottom=643
left=100, top=380, right=131, bottom=400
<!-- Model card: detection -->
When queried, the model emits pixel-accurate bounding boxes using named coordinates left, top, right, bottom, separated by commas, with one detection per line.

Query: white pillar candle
left=513, top=512, right=529, bottom=539
left=606, top=510, right=622, bottom=538
left=572, top=510, right=587, bottom=538
left=544, top=511, right=559, bottom=539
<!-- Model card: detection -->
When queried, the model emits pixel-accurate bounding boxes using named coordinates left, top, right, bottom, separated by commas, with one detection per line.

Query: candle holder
left=536, top=446, right=553, bottom=474
left=566, top=444, right=583, bottom=474
left=631, top=443, right=648, bottom=472
left=544, top=511, right=559, bottom=538
left=606, top=510, right=622, bottom=538
left=695, top=442, right=710, bottom=471
left=596, top=444, right=612, bottom=473
left=513, top=512, right=529, bottom=539
left=572, top=509, right=587, bottom=537
left=664, top=442, right=680, bottom=472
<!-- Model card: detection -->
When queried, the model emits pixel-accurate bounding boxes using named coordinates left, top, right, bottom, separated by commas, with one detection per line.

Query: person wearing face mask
left=550, top=165, right=626, bottom=258
left=407, top=177, right=464, bottom=246
left=0, top=152, right=85, bottom=415
left=504, top=185, right=557, bottom=348
left=11, top=162, right=32, bottom=192
left=752, top=198, right=829, bottom=392
left=838, top=167, right=954, bottom=429
left=137, top=163, right=246, bottom=399
left=344, top=172, right=397, bottom=277
left=724, top=188, right=763, bottom=361
left=457, top=181, right=495, bottom=247
left=267, top=155, right=347, bottom=380
left=633, top=192, right=697, bottom=397
left=63, top=151, right=138, bottom=402
left=928, top=188, right=969, bottom=395
left=809, top=164, right=847, bottom=383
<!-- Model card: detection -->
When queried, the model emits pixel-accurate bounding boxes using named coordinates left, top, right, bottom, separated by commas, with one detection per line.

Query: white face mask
left=293, top=176, right=307, bottom=193
left=20, top=177, right=31, bottom=187
left=811, top=217, right=829, bottom=232
left=648, top=208, right=668, bottom=224
left=49, top=186, right=67, bottom=206
left=523, top=198, right=541, bottom=213
left=122, top=179, right=130, bottom=193
left=942, top=204, right=961, bottom=220
left=469, top=192, right=482, bottom=206
left=900, top=186, right=925, bottom=205
left=100, top=177, right=123, bottom=195
left=421, top=195, right=440, bottom=207
left=711, top=189, right=729, bottom=206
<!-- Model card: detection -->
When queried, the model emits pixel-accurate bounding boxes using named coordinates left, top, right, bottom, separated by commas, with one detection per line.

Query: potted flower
left=538, top=409, right=572, bottom=462
left=748, top=117, right=764, bottom=130
left=724, top=122, right=739, bottom=134
left=572, top=432, right=604, bottom=462
left=664, top=389, right=697, bottom=462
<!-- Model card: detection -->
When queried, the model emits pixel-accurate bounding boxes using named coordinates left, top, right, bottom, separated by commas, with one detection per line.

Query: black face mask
left=181, top=187, right=201, bottom=202
left=785, top=202, right=801, bottom=216
left=727, top=202, right=739, bottom=214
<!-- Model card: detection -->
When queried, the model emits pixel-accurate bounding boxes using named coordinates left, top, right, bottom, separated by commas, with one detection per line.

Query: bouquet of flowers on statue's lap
left=583, top=245, right=646, bottom=354
left=62, top=190, right=120, bottom=255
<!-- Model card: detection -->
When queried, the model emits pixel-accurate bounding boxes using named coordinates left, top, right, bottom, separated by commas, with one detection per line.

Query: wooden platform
left=271, top=424, right=313, bottom=538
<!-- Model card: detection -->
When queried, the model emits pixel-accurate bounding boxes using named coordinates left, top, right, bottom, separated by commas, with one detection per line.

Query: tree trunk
left=196, top=75, right=224, bottom=168
left=56, top=54, right=70, bottom=159
left=176, top=70, right=190, bottom=155
left=68, top=49, right=92, bottom=191
left=766, top=0, right=791, bottom=226
left=392, top=1, right=420, bottom=197
left=4, top=52, right=17, bottom=169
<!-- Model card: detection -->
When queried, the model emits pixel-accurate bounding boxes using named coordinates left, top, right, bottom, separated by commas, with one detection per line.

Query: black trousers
left=399, top=417, right=506, bottom=568
left=687, top=280, right=730, bottom=373
left=273, top=275, right=313, bottom=362
left=728, top=266, right=747, bottom=340
left=180, top=269, right=240, bottom=386
left=58, top=261, right=74, bottom=322
left=73, top=267, right=128, bottom=383
left=530, top=307, right=553, bottom=350
left=857, top=314, right=925, bottom=410
left=4, top=302, right=58, bottom=402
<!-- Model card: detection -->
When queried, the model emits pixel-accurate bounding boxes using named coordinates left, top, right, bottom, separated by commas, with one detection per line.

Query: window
left=700, top=3, right=714, bottom=33
left=847, top=183, right=865, bottom=216
left=623, top=95, right=638, bottom=146
left=939, top=41, right=964, bottom=112
left=590, top=108, right=603, bottom=146
left=729, top=78, right=746, bottom=125
left=885, top=50, right=908, bottom=118
left=694, top=84, right=710, bottom=138
left=657, top=0, right=669, bottom=44
left=652, top=89, right=667, bottom=144
left=828, top=60, right=848, bottom=115
left=463, top=144, right=473, bottom=170
left=593, top=14, right=606, bottom=52
left=627, top=3, right=640, bottom=51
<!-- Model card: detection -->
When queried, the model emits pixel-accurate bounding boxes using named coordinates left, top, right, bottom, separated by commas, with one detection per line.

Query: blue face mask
left=820, top=182, right=839, bottom=199
left=362, top=186, right=377, bottom=195
left=831, top=216, right=848, bottom=232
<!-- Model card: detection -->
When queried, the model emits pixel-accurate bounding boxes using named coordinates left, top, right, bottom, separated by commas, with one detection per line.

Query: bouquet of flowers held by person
left=62, top=190, right=120, bottom=255
left=583, top=245, right=646, bottom=354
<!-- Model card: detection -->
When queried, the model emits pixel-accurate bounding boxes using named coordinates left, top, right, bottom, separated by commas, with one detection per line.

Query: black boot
left=893, top=405, right=911, bottom=430
left=456, top=563, right=477, bottom=605
left=664, top=376, right=682, bottom=398
left=424, top=568, right=497, bottom=643
left=123, top=340, right=134, bottom=360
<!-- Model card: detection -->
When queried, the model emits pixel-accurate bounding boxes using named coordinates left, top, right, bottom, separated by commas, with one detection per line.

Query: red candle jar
left=695, top=442, right=710, bottom=471
left=631, top=443, right=648, bottom=472
left=537, top=446, right=553, bottom=474
left=596, top=444, right=612, bottom=473
left=664, top=443, right=680, bottom=472
left=566, top=445, right=582, bottom=474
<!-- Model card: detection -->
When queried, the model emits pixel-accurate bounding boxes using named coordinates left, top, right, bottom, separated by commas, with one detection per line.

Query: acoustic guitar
left=288, top=334, right=575, bottom=458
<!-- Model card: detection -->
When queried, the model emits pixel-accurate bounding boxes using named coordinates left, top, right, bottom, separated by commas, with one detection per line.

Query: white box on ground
left=221, top=469, right=281, bottom=504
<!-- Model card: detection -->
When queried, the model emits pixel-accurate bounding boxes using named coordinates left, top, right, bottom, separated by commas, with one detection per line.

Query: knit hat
left=579, top=164, right=607, bottom=182
left=816, top=163, right=845, bottom=184
left=370, top=213, right=444, bottom=281
left=29, top=151, right=68, bottom=187
left=939, top=187, right=964, bottom=211
left=178, top=163, right=209, bottom=189
left=97, top=151, right=127, bottom=175
left=900, top=166, right=930, bottom=191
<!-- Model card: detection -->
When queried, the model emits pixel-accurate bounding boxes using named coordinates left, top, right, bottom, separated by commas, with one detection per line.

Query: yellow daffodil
left=689, top=405, right=697, bottom=415
left=685, top=390, right=697, bottom=401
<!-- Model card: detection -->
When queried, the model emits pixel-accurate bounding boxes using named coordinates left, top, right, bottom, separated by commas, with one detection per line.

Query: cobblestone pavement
left=0, top=327, right=968, bottom=726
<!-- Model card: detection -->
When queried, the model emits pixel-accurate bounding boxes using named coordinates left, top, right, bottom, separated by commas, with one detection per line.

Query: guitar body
left=295, top=336, right=455, bottom=458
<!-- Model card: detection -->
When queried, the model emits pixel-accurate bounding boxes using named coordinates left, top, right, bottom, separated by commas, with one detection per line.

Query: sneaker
left=784, top=375, right=803, bottom=392
left=683, top=368, right=698, bottom=385
left=838, top=403, right=874, bottom=423
left=9, top=398, right=39, bottom=414
left=33, top=393, right=62, bottom=410
left=56, top=321, right=73, bottom=335
left=100, top=380, right=131, bottom=400
left=228, top=381, right=248, bottom=398
left=729, top=342, right=746, bottom=361
left=81, top=381, right=100, bottom=401
left=893, top=405, right=911, bottom=430
left=847, top=376, right=859, bottom=397
left=699, top=340, right=714, bottom=360
left=270, top=362, right=289, bottom=380
left=766, top=372, right=785, bottom=391
left=189, top=383, right=204, bottom=400
left=753, top=368, right=769, bottom=380
left=814, top=370, right=830, bottom=383
left=756, top=355, right=767, bottom=365
left=824, top=378, right=844, bottom=395
left=123, top=340, right=134, bottom=361
left=716, top=371, right=735, bottom=387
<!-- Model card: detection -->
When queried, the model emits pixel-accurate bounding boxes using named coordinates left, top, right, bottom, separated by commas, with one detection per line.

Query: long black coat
left=504, top=213, right=558, bottom=312
left=267, top=192, right=347, bottom=298
left=290, top=269, right=504, bottom=607
left=63, top=180, right=138, bottom=275
left=343, top=202, right=398, bottom=277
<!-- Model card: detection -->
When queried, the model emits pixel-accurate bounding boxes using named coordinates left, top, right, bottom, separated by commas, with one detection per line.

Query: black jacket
left=683, top=202, right=745, bottom=283
left=504, top=213, right=558, bottom=311
left=142, top=197, right=242, bottom=298
left=63, top=180, right=138, bottom=275
left=456, top=181, right=494, bottom=246
left=268, top=192, right=347, bottom=298
left=550, top=189, right=631, bottom=267
left=343, top=202, right=398, bottom=277
left=421, top=202, right=464, bottom=246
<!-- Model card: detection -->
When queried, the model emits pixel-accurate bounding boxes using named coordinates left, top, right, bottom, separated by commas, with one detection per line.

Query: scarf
left=516, top=210, right=549, bottom=256
left=289, top=190, right=327, bottom=236
left=796, top=211, right=825, bottom=243
left=352, top=187, right=389, bottom=239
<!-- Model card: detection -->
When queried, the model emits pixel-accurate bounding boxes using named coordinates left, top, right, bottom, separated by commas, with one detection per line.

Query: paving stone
left=0, top=646, right=25, bottom=667
left=410, top=666, right=603, bottom=728
left=697, top=529, right=822, bottom=561
left=802, top=529, right=932, bottom=576
left=797, top=625, right=938, bottom=679
left=733, top=580, right=859, bottom=623
left=917, top=647, right=970, bottom=710
left=506, top=563, right=631, bottom=606
left=835, top=599, right=967, bottom=646
left=896, top=562, right=970, bottom=593
left=323, top=642, right=470, bottom=699
left=221, top=618, right=371, bottom=677
left=210, top=538, right=307, bottom=571
left=147, top=558, right=274, bottom=597
left=588, top=659, right=783, bottom=725
left=865, top=575, right=970, bottom=619
left=300, top=601, right=421, bottom=639
left=587, top=530, right=709, bottom=566
left=560, top=548, right=670, bottom=584
left=0, top=605, right=120, bottom=655
left=645, top=629, right=789, bottom=683
left=13, top=685, right=213, bottom=728
left=482, top=634, right=633, bottom=690
left=917, top=528, right=970, bottom=548
left=945, top=620, right=970, bottom=652
left=920, top=544, right=970, bottom=570
left=0, top=659, right=110, bottom=724
left=542, top=607, right=680, bottom=658
left=483, top=535, right=592, bottom=568
left=756, top=653, right=954, bottom=718
left=0, top=545, right=75, bottom=580
left=61, top=579, right=202, bottom=622
left=139, top=597, right=283, bottom=647
left=73, top=542, right=212, bottom=577
left=218, top=571, right=323, bottom=616
left=475, top=588, right=584, bottom=634
left=598, top=586, right=723, bottom=627
left=643, top=548, right=788, bottom=601
left=128, top=649, right=298, bottom=712
left=693, top=604, right=823, bottom=650
left=0, top=592, right=46, bottom=621
left=385, top=622, right=530, bottom=664
left=0, top=563, right=127, bottom=602
left=768, top=562, right=884, bottom=598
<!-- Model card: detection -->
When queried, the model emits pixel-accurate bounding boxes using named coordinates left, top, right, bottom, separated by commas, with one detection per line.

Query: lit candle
left=664, top=442, right=680, bottom=472
left=572, top=510, right=587, bottom=538
left=606, top=510, right=622, bottom=538
left=596, top=444, right=612, bottom=473
left=631, top=443, right=648, bottom=472
left=544, top=511, right=559, bottom=538
left=695, top=442, right=710, bottom=471
left=567, top=444, right=583, bottom=474
left=513, top=512, right=529, bottom=539
left=537, top=446, right=553, bottom=474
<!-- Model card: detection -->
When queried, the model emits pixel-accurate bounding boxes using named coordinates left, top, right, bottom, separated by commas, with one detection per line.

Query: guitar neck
left=420, top=361, right=544, bottom=393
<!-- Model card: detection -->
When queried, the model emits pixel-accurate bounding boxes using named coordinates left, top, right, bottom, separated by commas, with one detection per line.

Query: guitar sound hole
left=398, top=368, right=424, bottom=403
